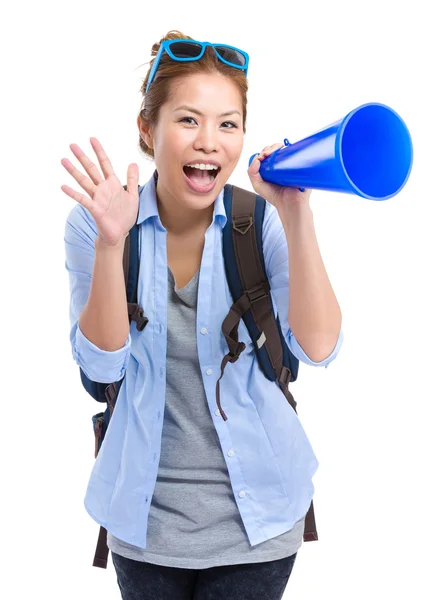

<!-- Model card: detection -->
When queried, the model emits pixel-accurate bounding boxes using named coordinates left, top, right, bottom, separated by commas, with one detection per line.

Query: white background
left=1, top=1, right=445, bottom=598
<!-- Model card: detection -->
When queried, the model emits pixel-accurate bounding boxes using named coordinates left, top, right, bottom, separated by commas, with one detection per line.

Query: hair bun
left=151, top=29, right=192, bottom=56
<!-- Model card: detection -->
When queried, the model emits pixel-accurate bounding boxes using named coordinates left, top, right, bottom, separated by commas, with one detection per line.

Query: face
left=139, top=72, right=245, bottom=220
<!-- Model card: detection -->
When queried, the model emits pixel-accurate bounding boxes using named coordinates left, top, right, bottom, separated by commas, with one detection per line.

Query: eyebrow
left=174, top=105, right=241, bottom=118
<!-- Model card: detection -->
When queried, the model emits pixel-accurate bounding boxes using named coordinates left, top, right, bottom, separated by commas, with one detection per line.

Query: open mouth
left=183, top=164, right=221, bottom=188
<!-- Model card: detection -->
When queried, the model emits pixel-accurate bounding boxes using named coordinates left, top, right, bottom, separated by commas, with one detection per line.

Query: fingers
left=257, top=143, right=284, bottom=160
left=69, top=142, right=104, bottom=186
left=90, top=137, right=116, bottom=179
left=60, top=137, right=116, bottom=198
left=61, top=157, right=97, bottom=198
left=126, top=163, right=139, bottom=196
left=248, top=142, right=284, bottom=177
left=60, top=183, right=95, bottom=212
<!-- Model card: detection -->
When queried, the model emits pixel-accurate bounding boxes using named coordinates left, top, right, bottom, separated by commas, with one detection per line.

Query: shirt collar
left=137, top=170, right=227, bottom=228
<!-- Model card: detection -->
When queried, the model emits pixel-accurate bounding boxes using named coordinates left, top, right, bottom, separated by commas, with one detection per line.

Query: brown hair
left=137, top=30, right=248, bottom=160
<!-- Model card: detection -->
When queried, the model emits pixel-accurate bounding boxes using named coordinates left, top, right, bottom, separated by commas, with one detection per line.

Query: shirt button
left=227, top=450, right=235, bottom=457
left=215, top=409, right=221, bottom=416
left=200, top=327, right=208, bottom=335
left=206, top=369, right=213, bottom=375
left=239, top=490, right=246, bottom=498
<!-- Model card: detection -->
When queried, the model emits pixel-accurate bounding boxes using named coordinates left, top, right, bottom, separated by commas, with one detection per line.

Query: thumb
left=127, top=163, right=139, bottom=196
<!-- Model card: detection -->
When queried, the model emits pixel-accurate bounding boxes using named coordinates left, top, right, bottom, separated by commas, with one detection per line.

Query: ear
left=137, top=114, right=154, bottom=149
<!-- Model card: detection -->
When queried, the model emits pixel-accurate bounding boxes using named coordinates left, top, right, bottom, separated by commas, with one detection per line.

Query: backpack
left=81, top=183, right=318, bottom=569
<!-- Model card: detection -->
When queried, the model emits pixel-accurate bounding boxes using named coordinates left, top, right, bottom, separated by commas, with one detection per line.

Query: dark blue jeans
left=111, top=550, right=298, bottom=600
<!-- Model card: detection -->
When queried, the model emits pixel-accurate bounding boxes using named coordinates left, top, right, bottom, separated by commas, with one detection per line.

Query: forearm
left=79, top=235, right=130, bottom=351
left=277, top=202, right=342, bottom=362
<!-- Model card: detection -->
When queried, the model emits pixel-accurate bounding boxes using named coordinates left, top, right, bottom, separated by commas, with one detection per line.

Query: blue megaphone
left=249, top=102, right=413, bottom=201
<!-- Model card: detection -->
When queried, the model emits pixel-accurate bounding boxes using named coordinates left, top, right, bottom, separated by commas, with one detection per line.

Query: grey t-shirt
left=107, top=267, right=305, bottom=569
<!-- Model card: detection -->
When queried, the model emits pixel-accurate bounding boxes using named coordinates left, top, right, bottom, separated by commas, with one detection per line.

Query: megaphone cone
left=249, top=102, right=413, bottom=201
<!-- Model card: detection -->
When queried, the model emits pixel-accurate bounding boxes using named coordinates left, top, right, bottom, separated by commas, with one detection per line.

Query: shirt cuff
left=287, top=328, right=344, bottom=368
left=71, top=321, right=131, bottom=383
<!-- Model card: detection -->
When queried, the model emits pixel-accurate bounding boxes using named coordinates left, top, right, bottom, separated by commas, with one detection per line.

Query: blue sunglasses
left=145, top=39, right=249, bottom=94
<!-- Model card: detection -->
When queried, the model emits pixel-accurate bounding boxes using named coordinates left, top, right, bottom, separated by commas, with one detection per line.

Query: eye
left=221, top=121, right=238, bottom=129
left=179, top=116, right=197, bottom=125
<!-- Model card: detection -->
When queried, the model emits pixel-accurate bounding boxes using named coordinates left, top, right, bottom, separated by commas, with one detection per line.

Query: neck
left=156, top=181, right=215, bottom=236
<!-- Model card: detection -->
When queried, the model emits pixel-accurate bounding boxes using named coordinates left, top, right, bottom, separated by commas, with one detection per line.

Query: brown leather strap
left=105, top=382, right=118, bottom=417
left=217, top=186, right=298, bottom=416
left=92, top=384, right=119, bottom=568
left=231, top=186, right=285, bottom=376
left=217, top=185, right=317, bottom=542
left=93, top=526, right=109, bottom=568
left=304, top=500, right=318, bottom=541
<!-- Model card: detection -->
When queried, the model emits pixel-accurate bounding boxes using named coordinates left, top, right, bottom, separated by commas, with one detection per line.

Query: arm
left=263, top=200, right=343, bottom=367
left=65, top=204, right=131, bottom=382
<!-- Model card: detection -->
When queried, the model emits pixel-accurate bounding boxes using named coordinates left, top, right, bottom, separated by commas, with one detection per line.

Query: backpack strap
left=93, top=184, right=147, bottom=569
left=92, top=527, right=109, bottom=569
left=216, top=184, right=297, bottom=421
left=123, top=184, right=148, bottom=332
left=217, top=184, right=318, bottom=543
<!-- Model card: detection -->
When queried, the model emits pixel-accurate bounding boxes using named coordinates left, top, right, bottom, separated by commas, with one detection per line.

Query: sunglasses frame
left=145, top=39, right=249, bottom=94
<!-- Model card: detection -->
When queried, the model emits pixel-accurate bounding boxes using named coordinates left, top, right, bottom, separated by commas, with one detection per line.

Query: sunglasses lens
left=214, top=46, right=246, bottom=67
left=169, top=41, right=203, bottom=59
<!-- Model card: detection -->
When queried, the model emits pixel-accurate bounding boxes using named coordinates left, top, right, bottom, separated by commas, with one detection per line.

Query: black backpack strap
left=123, top=184, right=148, bottom=332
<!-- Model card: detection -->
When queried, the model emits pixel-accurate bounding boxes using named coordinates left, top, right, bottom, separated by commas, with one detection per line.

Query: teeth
left=185, top=163, right=219, bottom=170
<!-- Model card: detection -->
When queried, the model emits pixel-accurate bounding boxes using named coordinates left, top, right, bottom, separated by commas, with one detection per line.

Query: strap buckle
left=279, top=366, right=292, bottom=388
left=246, top=281, right=270, bottom=304
left=233, top=215, right=253, bottom=235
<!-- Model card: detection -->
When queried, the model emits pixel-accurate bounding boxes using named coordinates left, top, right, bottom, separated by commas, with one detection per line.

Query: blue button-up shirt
left=65, top=173, right=344, bottom=549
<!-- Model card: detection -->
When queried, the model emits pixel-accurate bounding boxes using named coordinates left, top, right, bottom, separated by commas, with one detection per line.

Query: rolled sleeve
left=71, top=321, right=131, bottom=383
left=65, top=204, right=131, bottom=383
left=262, top=200, right=344, bottom=370
left=286, top=327, right=344, bottom=368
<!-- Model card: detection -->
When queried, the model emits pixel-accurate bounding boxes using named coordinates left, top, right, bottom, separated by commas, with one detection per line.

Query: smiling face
left=138, top=71, right=245, bottom=225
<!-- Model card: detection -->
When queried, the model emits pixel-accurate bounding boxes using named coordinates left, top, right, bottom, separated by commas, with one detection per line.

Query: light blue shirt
left=64, top=173, right=344, bottom=549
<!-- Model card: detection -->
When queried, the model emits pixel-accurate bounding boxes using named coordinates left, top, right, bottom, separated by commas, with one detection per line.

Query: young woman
left=62, top=30, right=343, bottom=600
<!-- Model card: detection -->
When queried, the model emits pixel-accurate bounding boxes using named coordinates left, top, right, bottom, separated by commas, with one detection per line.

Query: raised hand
left=61, top=138, right=139, bottom=247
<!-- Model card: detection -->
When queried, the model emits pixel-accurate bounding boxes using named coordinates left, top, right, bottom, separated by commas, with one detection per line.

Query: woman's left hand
left=247, top=142, right=312, bottom=209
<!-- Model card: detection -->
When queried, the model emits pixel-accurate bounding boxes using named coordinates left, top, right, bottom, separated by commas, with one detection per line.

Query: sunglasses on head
left=145, top=39, right=249, bottom=94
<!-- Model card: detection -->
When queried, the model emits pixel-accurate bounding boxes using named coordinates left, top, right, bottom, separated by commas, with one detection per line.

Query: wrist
left=95, top=234, right=128, bottom=252
left=276, top=200, right=313, bottom=230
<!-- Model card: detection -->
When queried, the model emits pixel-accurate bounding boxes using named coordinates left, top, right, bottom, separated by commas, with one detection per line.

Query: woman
left=62, top=30, right=343, bottom=600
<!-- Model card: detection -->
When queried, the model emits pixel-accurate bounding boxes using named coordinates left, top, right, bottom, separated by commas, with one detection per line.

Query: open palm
left=61, top=137, right=139, bottom=247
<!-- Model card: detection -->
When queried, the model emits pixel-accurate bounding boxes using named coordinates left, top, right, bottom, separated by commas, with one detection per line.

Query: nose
left=193, top=122, right=219, bottom=154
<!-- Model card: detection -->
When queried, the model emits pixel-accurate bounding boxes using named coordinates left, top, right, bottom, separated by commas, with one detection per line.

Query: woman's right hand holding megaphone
left=248, top=141, right=312, bottom=210
left=61, top=137, right=140, bottom=247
